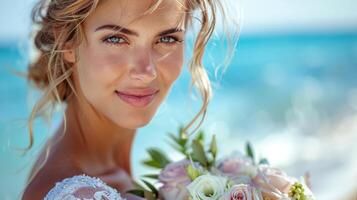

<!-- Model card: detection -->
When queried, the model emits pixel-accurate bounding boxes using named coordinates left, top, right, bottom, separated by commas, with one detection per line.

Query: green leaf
left=179, top=126, right=188, bottom=140
left=191, top=140, right=208, bottom=167
left=169, top=133, right=181, bottom=145
left=209, top=134, right=217, bottom=159
left=186, top=164, right=201, bottom=180
left=142, top=159, right=162, bottom=169
left=196, top=130, right=205, bottom=144
left=147, top=148, right=171, bottom=168
left=143, top=174, right=159, bottom=180
left=168, top=126, right=187, bottom=146
left=132, top=180, right=146, bottom=190
left=168, top=126, right=190, bottom=158
left=126, top=189, right=145, bottom=198
left=141, top=179, right=159, bottom=197
left=246, top=142, right=255, bottom=164
left=259, top=158, right=269, bottom=165
left=169, top=142, right=184, bottom=152
left=144, top=190, right=157, bottom=200
left=169, top=132, right=188, bottom=148
left=131, top=179, right=158, bottom=199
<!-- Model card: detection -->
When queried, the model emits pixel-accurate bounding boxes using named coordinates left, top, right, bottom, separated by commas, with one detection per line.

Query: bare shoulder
left=22, top=166, right=57, bottom=200
left=22, top=162, right=79, bottom=200
left=22, top=148, right=80, bottom=200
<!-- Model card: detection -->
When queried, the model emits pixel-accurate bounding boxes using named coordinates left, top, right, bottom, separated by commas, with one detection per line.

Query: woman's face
left=70, top=0, right=185, bottom=129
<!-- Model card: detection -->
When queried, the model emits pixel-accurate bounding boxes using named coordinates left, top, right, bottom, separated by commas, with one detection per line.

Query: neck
left=61, top=96, right=136, bottom=176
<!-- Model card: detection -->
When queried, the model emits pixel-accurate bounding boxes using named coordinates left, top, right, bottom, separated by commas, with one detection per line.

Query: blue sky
left=0, top=0, right=34, bottom=40
left=1, top=0, right=357, bottom=40
left=237, top=0, right=357, bottom=34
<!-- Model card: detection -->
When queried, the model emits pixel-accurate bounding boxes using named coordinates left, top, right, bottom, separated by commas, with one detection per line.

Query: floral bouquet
left=128, top=127, right=316, bottom=200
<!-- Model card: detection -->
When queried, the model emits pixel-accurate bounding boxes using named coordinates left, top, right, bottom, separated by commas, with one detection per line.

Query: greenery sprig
left=128, top=126, right=270, bottom=199
left=245, top=142, right=269, bottom=166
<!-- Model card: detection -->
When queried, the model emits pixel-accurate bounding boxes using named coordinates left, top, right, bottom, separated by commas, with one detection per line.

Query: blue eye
left=103, top=35, right=126, bottom=45
left=158, top=36, right=180, bottom=44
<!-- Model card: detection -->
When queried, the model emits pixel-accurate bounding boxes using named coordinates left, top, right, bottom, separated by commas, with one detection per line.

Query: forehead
left=85, top=0, right=186, bottom=30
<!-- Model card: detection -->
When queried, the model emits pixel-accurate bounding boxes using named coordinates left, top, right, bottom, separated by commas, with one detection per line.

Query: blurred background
left=1, top=0, right=356, bottom=199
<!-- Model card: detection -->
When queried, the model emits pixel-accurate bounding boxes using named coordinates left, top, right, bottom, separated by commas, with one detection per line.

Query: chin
left=114, top=114, right=154, bottom=129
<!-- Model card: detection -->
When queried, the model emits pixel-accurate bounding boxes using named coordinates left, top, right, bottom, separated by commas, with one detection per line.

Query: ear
left=53, top=28, right=77, bottom=64
left=63, top=49, right=76, bottom=64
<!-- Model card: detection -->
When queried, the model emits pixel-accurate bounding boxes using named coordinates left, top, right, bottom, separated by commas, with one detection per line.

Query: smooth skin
left=23, top=0, right=185, bottom=199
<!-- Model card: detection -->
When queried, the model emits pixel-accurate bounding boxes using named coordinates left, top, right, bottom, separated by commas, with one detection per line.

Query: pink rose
left=158, top=159, right=192, bottom=200
left=159, top=159, right=192, bottom=186
left=252, top=165, right=296, bottom=199
left=220, top=184, right=262, bottom=200
left=229, top=184, right=254, bottom=200
left=217, top=155, right=256, bottom=184
left=159, top=185, right=189, bottom=200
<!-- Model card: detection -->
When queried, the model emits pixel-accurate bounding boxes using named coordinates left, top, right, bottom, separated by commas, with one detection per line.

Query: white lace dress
left=44, top=174, right=125, bottom=200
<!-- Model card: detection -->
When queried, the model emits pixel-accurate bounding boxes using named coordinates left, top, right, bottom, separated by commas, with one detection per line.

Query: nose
left=129, top=47, right=157, bottom=84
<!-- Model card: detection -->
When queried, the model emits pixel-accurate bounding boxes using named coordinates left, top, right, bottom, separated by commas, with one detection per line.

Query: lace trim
left=44, top=174, right=125, bottom=200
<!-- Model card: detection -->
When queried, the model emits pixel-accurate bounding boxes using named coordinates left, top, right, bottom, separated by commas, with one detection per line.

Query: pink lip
left=115, top=89, right=159, bottom=108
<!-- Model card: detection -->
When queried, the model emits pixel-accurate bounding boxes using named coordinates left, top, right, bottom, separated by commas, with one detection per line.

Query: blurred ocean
left=1, top=32, right=357, bottom=199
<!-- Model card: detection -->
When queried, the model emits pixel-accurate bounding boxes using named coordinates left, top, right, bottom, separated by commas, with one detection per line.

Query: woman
left=22, top=0, right=232, bottom=199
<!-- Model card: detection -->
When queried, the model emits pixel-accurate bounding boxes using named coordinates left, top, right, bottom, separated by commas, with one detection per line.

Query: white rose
left=253, top=165, right=296, bottom=199
left=187, top=174, right=229, bottom=200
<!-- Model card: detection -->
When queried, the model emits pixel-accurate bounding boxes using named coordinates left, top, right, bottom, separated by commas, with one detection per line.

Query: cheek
left=75, top=44, right=129, bottom=99
left=157, top=47, right=184, bottom=87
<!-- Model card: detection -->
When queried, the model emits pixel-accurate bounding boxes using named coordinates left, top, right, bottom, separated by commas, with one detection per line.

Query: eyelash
left=102, top=35, right=127, bottom=45
left=156, top=36, right=182, bottom=44
left=102, top=35, right=182, bottom=46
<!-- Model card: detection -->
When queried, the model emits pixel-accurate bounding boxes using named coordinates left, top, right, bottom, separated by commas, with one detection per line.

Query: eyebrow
left=95, top=24, right=184, bottom=36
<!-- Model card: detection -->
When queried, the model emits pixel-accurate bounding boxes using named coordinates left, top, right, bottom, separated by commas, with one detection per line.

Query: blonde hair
left=27, top=0, right=237, bottom=150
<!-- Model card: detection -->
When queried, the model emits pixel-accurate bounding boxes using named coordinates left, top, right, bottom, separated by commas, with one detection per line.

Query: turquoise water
left=1, top=33, right=357, bottom=199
